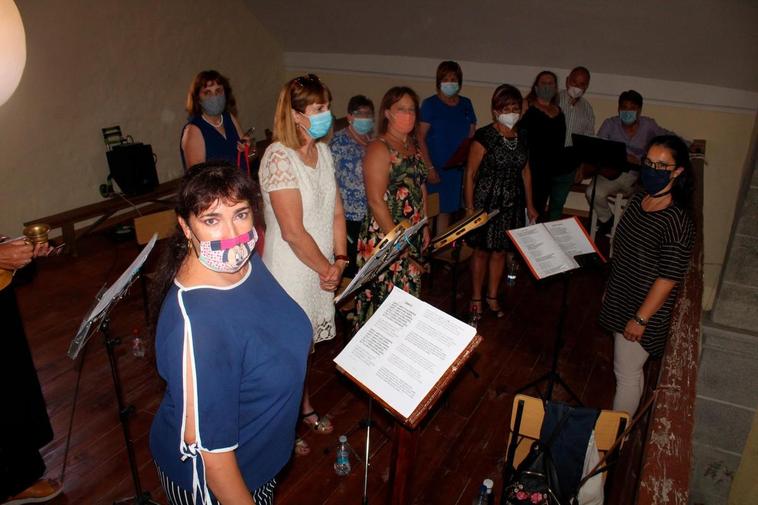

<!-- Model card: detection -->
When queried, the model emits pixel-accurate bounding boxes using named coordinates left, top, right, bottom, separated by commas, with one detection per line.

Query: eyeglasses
left=293, top=74, right=321, bottom=88
left=642, top=157, right=677, bottom=171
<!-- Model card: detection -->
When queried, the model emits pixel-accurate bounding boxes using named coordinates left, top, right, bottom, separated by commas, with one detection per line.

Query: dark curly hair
left=149, top=161, right=257, bottom=324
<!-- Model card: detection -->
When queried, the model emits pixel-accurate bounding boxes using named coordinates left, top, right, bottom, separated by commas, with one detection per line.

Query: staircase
left=692, top=149, right=758, bottom=504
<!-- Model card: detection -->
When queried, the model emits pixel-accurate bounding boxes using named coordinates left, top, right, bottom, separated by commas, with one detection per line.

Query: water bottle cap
left=483, top=478, right=494, bottom=489
left=338, top=435, right=347, bottom=443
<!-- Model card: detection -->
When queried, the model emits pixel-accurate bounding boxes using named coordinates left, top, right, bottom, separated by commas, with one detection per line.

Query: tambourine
left=430, top=209, right=499, bottom=252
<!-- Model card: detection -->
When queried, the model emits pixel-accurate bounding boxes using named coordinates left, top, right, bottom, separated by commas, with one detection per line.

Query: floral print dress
left=353, top=138, right=428, bottom=330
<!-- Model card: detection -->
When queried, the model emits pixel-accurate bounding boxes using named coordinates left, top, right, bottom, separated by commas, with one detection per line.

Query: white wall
left=286, top=53, right=758, bottom=309
left=0, top=0, right=284, bottom=234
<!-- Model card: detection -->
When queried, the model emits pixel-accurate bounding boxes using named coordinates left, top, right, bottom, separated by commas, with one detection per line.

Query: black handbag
left=502, top=411, right=569, bottom=505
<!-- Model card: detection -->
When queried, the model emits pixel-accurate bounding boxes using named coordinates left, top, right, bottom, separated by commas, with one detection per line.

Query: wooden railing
left=607, top=142, right=705, bottom=504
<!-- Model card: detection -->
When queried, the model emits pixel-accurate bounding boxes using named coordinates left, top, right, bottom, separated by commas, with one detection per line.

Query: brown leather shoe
left=3, top=479, right=63, bottom=504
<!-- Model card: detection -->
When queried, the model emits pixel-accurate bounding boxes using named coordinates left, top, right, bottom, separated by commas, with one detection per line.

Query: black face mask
left=640, top=166, right=672, bottom=196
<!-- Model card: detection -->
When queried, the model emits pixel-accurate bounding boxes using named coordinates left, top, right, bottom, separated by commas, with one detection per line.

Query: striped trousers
left=155, top=462, right=276, bottom=505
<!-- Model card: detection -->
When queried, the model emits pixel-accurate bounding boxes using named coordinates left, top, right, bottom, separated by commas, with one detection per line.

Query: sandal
left=486, top=296, right=505, bottom=319
left=294, top=437, right=310, bottom=456
left=468, top=299, right=483, bottom=327
left=301, top=410, right=334, bottom=434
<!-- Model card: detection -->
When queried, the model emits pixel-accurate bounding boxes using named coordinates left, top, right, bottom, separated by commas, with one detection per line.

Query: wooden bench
left=24, top=178, right=181, bottom=256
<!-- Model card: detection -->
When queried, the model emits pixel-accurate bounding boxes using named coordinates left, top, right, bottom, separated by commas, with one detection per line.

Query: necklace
left=386, top=131, right=409, bottom=151
left=202, top=114, right=223, bottom=128
left=496, top=127, right=518, bottom=150
left=502, top=136, right=519, bottom=150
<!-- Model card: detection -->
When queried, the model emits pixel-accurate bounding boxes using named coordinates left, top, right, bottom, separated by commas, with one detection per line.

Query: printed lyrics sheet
left=334, top=287, right=476, bottom=419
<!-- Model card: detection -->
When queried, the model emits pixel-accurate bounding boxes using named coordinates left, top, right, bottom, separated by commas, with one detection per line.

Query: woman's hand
left=526, top=205, right=539, bottom=224
left=319, top=263, right=343, bottom=292
left=236, top=137, right=253, bottom=154
left=623, top=319, right=645, bottom=342
left=33, top=241, right=52, bottom=257
left=427, top=167, right=441, bottom=185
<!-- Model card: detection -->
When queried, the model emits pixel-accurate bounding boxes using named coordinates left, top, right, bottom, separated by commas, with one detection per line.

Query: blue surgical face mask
left=440, top=82, right=460, bottom=97
left=619, top=110, right=638, bottom=125
left=640, top=166, right=672, bottom=196
left=200, top=95, right=226, bottom=116
left=351, top=117, right=374, bottom=135
left=303, top=110, right=333, bottom=139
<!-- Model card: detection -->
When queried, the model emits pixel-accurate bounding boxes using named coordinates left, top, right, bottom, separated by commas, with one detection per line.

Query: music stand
left=335, top=218, right=428, bottom=305
left=513, top=253, right=602, bottom=404
left=334, top=221, right=429, bottom=505
left=571, top=134, right=627, bottom=227
left=430, top=209, right=499, bottom=314
left=68, top=234, right=160, bottom=505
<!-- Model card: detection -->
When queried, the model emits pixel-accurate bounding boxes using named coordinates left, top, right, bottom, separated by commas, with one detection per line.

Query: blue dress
left=180, top=111, right=248, bottom=173
left=149, top=253, right=312, bottom=502
left=420, top=94, right=477, bottom=213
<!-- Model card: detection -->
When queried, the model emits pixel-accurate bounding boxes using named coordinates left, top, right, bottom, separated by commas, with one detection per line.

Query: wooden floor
left=15, top=229, right=615, bottom=505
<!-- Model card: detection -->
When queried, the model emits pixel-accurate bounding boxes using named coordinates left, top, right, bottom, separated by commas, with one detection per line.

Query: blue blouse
left=149, top=253, right=312, bottom=501
left=180, top=111, right=248, bottom=173
left=328, top=129, right=368, bottom=222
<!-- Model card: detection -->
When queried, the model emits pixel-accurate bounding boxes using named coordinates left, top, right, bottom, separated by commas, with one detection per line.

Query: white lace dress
left=259, top=141, right=336, bottom=344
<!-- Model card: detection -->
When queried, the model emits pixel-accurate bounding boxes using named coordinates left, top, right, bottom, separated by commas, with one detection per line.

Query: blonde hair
left=273, top=74, right=332, bottom=149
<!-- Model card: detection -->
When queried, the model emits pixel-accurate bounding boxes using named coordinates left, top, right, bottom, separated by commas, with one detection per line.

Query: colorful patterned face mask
left=192, top=228, right=258, bottom=273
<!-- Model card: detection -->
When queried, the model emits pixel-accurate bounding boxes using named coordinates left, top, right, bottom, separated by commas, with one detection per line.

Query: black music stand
left=68, top=235, right=160, bottom=505
left=514, top=253, right=602, bottom=404
left=571, top=134, right=627, bottom=227
left=430, top=209, right=499, bottom=316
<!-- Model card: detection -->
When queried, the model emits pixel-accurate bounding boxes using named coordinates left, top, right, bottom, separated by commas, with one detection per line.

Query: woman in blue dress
left=180, top=70, right=253, bottom=173
left=418, top=61, right=477, bottom=232
left=149, top=163, right=312, bottom=505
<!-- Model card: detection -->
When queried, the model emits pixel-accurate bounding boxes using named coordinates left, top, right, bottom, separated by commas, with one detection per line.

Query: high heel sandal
left=486, top=296, right=505, bottom=319
left=468, top=299, right=483, bottom=327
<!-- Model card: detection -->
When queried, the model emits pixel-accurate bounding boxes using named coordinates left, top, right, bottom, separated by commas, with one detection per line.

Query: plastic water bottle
left=472, top=483, right=488, bottom=505
left=334, top=435, right=351, bottom=476
left=506, top=259, right=519, bottom=286
left=131, top=328, right=146, bottom=358
left=483, top=479, right=494, bottom=504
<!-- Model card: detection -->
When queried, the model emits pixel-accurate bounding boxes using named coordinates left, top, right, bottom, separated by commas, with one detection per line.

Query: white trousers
left=586, top=172, right=638, bottom=223
left=612, top=332, right=650, bottom=415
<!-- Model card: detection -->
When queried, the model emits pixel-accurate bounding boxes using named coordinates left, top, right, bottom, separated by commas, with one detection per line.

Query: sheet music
left=335, top=218, right=427, bottom=304
left=509, top=225, right=576, bottom=279
left=543, top=218, right=597, bottom=260
left=69, top=233, right=157, bottom=358
left=508, top=217, right=599, bottom=280
left=334, top=286, right=476, bottom=419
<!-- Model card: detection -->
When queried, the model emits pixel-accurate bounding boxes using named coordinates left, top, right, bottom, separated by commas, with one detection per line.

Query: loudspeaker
left=106, top=143, right=159, bottom=196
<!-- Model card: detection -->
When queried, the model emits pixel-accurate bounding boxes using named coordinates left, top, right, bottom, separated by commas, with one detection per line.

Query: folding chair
left=503, top=394, right=629, bottom=490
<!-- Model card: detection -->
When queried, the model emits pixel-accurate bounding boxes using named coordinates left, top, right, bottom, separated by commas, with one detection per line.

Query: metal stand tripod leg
left=514, top=274, right=583, bottom=405
left=101, top=318, right=160, bottom=505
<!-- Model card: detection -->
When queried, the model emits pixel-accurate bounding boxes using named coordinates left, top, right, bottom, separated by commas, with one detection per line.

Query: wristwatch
left=632, top=314, right=648, bottom=326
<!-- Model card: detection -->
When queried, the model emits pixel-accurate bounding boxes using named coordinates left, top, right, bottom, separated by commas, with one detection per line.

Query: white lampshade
left=0, top=0, right=26, bottom=107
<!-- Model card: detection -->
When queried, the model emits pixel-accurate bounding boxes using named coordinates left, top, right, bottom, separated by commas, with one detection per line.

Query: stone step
left=701, top=320, right=758, bottom=358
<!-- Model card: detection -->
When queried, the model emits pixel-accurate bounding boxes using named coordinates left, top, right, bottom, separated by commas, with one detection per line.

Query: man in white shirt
left=549, top=66, right=595, bottom=221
